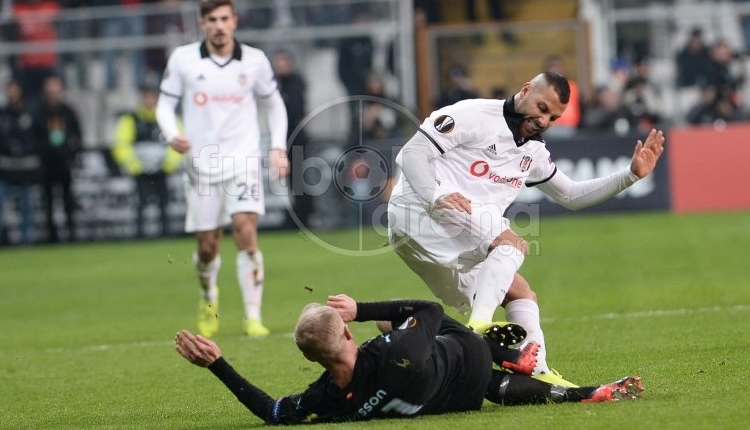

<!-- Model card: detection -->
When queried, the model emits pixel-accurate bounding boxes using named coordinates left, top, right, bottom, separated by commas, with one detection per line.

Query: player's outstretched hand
left=175, top=330, right=222, bottom=367
left=433, top=192, right=472, bottom=214
left=630, top=129, right=665, bottom=179
left=327, top=294, right=357, bottom=322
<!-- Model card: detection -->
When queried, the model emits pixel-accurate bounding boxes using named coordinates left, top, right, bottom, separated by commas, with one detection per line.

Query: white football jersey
left=413, top=98, right=557, bottom=211
left=160, top=40, right=278, bottom=182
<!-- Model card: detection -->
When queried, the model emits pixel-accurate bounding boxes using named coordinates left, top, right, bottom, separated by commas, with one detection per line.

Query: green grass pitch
left=2, top=210, right=750, bottom=429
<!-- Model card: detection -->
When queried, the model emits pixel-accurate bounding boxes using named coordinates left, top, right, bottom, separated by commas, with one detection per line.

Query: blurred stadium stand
left=2, top=0, right=750, bottom=244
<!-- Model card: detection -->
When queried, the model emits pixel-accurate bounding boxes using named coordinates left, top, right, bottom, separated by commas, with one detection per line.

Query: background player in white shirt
left=388, top=72, right=665, bottom=386
left=156, top=0, right=289, bottom=338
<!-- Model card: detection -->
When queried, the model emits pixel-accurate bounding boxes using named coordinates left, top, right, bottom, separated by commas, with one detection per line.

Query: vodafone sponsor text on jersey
left=469, top=160, right=523, bottom=188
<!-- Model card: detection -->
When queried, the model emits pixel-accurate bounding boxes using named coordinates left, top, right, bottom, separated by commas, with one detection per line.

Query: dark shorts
left=437, top=316, right=493, bottom=412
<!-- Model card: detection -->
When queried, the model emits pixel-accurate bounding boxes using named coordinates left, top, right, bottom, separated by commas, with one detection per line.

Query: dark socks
left=485, top=371, right=598, bottom=405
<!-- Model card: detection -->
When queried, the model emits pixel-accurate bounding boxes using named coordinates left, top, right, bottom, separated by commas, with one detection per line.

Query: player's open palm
left=175, top=330, right=222, bottom=367
left=630, top=129, right=665, bottom=179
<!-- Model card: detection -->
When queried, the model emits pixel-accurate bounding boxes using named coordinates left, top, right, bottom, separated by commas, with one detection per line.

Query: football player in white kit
left=388, top=72, right=665, bottom=386
left=156, top=0, right=289, bottom=338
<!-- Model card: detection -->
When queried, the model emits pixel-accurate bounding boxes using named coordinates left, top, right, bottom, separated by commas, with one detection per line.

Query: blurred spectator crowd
left=0, top=0, right=406, bottom=245
left=2, top=0, right=750, bottom=246
left=431, top=26, right=750, bottom=135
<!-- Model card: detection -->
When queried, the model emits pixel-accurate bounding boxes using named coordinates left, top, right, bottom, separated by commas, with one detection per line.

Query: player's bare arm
left=630, top=129, right=665, bottom=179
left=170, top=134, right=191, bottom=154
left=175, top=330, right=222, bottom=367
left=433, top=192, right=473, bottom=214
left=269, top=148, right=290, bottom=181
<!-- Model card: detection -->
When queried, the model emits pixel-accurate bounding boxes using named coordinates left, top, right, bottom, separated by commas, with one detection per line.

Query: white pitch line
left=542, top=304, right=750, bottom=323
left=36, top=304, right=750, bottom=354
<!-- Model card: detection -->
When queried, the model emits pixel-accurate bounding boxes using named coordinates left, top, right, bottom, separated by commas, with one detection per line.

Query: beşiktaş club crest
left=238, top=74, right=247, bottom=86
left=434, top=115, right=455, bottom=133
left=519, top=155, right=532, bottom=172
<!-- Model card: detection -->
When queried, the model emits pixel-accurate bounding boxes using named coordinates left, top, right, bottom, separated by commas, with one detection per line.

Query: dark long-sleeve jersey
left=207, top=300, right=493, bottom=424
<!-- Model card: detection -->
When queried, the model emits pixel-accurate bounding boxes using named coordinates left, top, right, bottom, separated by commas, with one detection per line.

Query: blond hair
left=294, top=303, right=346, bottom=363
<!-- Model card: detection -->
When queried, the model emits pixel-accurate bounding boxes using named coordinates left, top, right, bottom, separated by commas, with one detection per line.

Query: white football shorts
left=388, top=196, right=510, bottom=313
left=183, top=170, right=265, bottom=232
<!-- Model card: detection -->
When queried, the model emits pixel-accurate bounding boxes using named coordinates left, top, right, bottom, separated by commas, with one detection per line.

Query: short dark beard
left=207, top=36, right=230, bottom=54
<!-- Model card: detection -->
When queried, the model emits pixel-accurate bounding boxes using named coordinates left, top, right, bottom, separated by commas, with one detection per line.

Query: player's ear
left=520, top=81, right=532, bottom=97
left=343, top=325, right=353, bottom=341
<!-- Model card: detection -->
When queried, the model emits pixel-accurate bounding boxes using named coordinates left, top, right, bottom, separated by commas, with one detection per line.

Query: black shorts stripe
left=526, top=167, right=557, bottom=187
left=418, top=127, right=445, bottom=154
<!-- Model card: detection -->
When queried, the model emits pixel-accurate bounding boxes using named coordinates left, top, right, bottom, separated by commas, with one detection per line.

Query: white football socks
left=505, top=298, right=548, bottom=374
left=194, top=253, right=220, bottom=303
left=237, top=250, right=264, bottom=321
left=468, top=244, right=525, bottom=323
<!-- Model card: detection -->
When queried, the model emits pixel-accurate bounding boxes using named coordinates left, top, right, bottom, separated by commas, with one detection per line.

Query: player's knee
left=197, top=240, right=219, bottom=261
left=197, top=247, right=216, bottom=262
left=491, top=231, right=528, bottom=256
left=231, top=223, right=246, bottom=237
left=232, top=215, right=258, bottom=238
